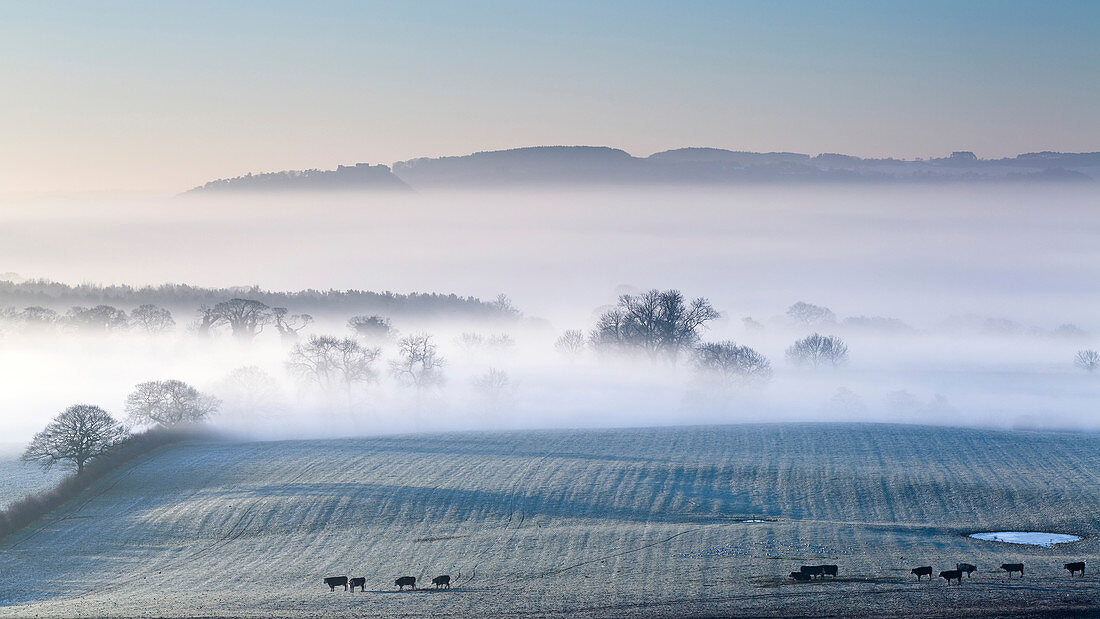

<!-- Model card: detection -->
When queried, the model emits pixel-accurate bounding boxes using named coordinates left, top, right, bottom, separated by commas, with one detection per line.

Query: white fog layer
left=0, top=184, right=1097, bottom=441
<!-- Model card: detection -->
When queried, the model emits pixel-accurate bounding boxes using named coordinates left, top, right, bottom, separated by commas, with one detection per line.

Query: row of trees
left=22, top=327, right=500, bottom=476
left=20, top=331, right=468, bottom=474
left=286, top=333, right=447, bottom=396
left=1, top=304, right=176, bottom=333
left=0, top=278, right=516, bottom=322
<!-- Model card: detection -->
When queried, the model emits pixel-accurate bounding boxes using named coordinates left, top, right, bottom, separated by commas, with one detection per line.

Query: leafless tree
left=785, top=333, right=849, bottom=368
left=554, top=329, right=586, bottom=361
left=590, top=289, right=719, bottom=363
left=125, top=379, right=221, bottom=427
left=742, top=317, right=764, bottom=332
left=390, top=333, right=446, bottom=391
left=287, top=335, right=381, bottom=394
left=472, top=367, right=514, bottom=410
left=456, top=332, right=515, bottom=354
left=271, top=307, right=313, bottom=343
left=693, top=341, right=774, bottom=386
left=489, top=294, right=521, bottom=317
left=1075, top=349, right=1100, bottom=373
left=67, top=305, right=128, bottom=332
left=213, top=298, right=273, bottom=342
left=347, top=314, right=396, bottom=342
left=214, top=366, right=283, bottom=418
left=22, top=405, right=128, bottom=474
left=827, top=387, right=867, bottom=414
left=195, top=305, right=222, bottom=337
left=130, top=304, right=175, bottom=333
left=786, top=302, right=836, bottom=328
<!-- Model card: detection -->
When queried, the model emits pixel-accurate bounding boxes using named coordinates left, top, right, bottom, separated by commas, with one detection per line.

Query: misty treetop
left=590, top=289, right=720, bottom=362
left=786, top=333, right=850, bottom=369
left=347, top=314, right=397, bottom=342
left=786, top=302, right=837, bottom=328
left=0, top=303, right=175, bottom=334
left=287, top=335, right=382, bottom=394
left=693, top=341, right=774, bottom=386
left=125, top=380, right=221, bottom=428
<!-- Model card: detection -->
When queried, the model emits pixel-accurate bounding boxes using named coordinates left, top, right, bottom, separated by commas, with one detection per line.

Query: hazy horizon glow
left=1, top=0, right=1099, bottom=193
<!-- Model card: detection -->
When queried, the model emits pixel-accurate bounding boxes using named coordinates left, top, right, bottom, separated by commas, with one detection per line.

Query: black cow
left=1000, top=563, right=1024, bottom=577
left=800, top=565, right=825, bottom=579
left=789, top=571, right=812, bottom=581
left=432, top=575, right=451, bottom=589
left=819, top=564, right=838, bottom=577
left=395, top=576, right=417, bottom=590
left=957, top=563, right=976, bottom=578
left=940, top=569, right=963, bottom=584
left=349, top=577, right=366, bottom=592
left=911, top=566, right=933, bottom=580
left=324, top=576, right=349, bottom=591
left=1065, top=562, right=1085, bottom=576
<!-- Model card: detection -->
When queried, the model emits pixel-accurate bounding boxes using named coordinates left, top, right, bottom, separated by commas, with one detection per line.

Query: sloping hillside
left=2, top=424, right=1099, bottom=617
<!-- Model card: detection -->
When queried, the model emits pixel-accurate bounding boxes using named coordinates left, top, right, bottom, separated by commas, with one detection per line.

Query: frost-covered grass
left=0, top=445, right=62, bottom=510
left=1, top=423, right=1099, bottom=617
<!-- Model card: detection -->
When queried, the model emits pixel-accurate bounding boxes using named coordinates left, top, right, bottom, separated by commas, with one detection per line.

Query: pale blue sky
left=1, top=1, right=1098, bottom=192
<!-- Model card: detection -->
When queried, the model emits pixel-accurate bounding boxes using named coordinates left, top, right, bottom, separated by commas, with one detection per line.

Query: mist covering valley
left=0, top=183, right=1096, bottom=442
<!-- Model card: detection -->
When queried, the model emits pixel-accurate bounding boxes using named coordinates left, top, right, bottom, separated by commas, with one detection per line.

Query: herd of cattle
left=322, top=574, right=451, bottom=592
left=792, top=561, right=1086, bottom=584
left=321, top=560, right=1086, bottom=592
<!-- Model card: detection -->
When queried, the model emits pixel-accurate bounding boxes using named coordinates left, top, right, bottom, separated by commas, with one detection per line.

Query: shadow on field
left=292, top=432, right=671, bottom=465
left=210, top=481, right=757, bottom=525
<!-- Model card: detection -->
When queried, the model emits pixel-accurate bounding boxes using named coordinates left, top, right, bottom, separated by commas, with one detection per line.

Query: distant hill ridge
left=187, top=146, right=1100, bottom=193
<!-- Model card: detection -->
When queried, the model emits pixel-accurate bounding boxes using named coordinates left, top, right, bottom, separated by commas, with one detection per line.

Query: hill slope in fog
left=2, top=423, right=1098, bottom=617
left=188, top=147, right=1100, bottom=192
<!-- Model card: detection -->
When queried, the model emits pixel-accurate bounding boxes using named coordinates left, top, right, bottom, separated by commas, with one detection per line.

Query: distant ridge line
left=186, top=145, right=1100, bottom=193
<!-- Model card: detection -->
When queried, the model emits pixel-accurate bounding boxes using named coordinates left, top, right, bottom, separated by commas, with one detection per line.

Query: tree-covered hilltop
left=186, top=163, right=411, bottom=193
left=0, top=278, right=515, bottom=321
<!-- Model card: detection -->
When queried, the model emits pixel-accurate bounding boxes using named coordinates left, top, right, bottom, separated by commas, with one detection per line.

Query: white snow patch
left=969, top=532, right=1082, bottom=547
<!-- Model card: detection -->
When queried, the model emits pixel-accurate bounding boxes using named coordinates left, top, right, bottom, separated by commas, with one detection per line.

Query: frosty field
left=0, top=445, right=62, bottom=510
left=1, top=423, right=1099, bottom=618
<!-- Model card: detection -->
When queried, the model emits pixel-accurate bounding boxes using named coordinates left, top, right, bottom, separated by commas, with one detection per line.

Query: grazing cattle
left=789, top=571, right=812, bottom=581
left=939, top=569, right=963, bottom=584
left=819, top=565, right=838, bottom=577
left=1065, top=562, right=1085, bottom=576
left=395, top=576, right=417, bottom=590
left=911, top=566, right=933, bottom=580
left=432, top=575, right=451, bottom=589
left=799, top=565, right=825, bottom=579
left=1000, top=563, right=1024, bottom=577
left=349, top=577, right=366, bottom=592
left=323, top=576, right=349, bottom=591
left=957, top=563, right=976, bottom=578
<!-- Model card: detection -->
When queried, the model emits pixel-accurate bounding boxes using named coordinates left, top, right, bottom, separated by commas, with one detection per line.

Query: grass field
left=0, top=444, right=62, bottom=510
left=1, top=423, right=1099, bottom=617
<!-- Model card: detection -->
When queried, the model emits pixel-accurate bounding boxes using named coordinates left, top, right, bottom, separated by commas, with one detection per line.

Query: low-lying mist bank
left=0, top=184, right=1097, bottom=442
left=0, top=313, right=1095, bottom=444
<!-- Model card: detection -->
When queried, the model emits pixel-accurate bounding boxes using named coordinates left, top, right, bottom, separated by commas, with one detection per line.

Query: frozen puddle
left=969, top=532, right=1082, bottom=547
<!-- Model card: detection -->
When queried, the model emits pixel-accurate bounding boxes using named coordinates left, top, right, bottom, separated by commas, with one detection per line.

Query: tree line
left=0, top=278, right=519, bottom=321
